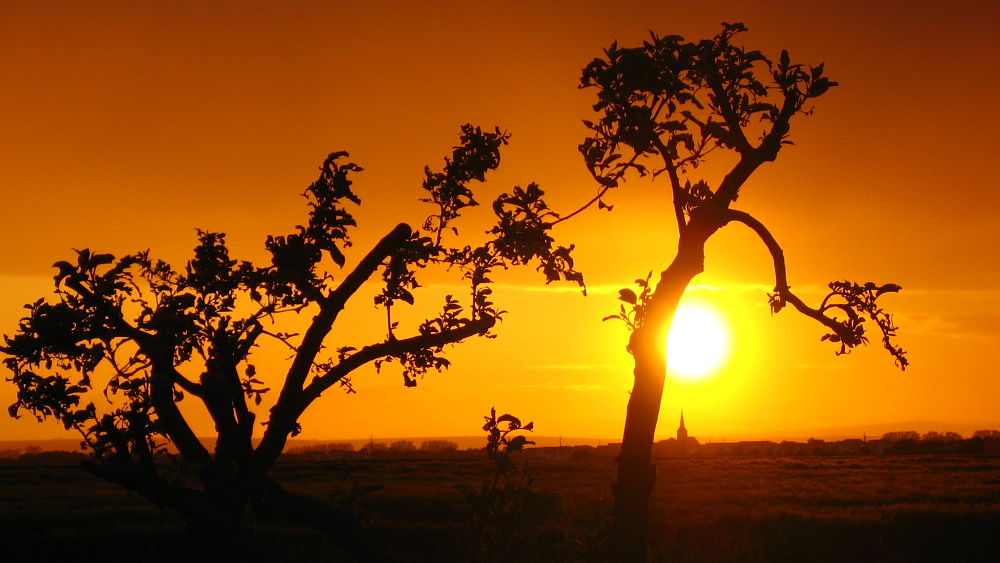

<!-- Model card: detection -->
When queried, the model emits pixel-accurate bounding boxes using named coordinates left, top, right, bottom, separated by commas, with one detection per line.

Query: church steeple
left=677, top=411, right=688, bottom=442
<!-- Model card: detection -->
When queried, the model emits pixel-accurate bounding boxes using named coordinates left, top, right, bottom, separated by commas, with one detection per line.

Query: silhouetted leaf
left=619, top=288, right=637, bottom=304
left=876, top=283, right=902, bottom=296
left=507, top=435, right=533, bottom=452
left=91, top=253, right=115, bottom=267
left=329, top=246, right=346, bottom=268
left=52, top=261, right=76, bottom=284
left=497, top=414, right=521, bottom=427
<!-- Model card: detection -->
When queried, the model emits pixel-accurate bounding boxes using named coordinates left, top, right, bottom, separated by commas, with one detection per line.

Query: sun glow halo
left=666, top=302, right=730, bottom=381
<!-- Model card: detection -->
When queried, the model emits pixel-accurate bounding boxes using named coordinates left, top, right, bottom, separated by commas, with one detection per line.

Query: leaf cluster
left=374, top=126, right=586, bottom=382
left=771, top=280, right=907, bottom=369
left=577, top=22, right=837, bottom=215
left=482, top=406, right=535, bottom=475
left=602, top=272, right=654, bottom=335
left=266, top=153, right=362, bottom=303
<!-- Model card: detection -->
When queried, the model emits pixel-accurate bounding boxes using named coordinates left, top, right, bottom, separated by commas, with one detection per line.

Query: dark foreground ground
left=2, top=455, right=1000, bottom=562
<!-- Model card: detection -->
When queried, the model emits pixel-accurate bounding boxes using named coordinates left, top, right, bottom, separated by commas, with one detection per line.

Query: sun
left=666, top=302, right=730, bottom=382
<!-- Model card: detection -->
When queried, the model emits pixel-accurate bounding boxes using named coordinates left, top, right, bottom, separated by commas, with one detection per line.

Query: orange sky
left=3, top=1, right=1000, bottom=445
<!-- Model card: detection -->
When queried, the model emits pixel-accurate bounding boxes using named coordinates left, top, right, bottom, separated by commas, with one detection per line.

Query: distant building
left=652, top=412, right=700, bottom=457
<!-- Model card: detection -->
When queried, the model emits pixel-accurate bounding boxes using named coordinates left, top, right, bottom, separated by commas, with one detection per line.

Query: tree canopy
left=578, top=23, right=905, bottom=367
left=2, top=124, right=583, bottom=558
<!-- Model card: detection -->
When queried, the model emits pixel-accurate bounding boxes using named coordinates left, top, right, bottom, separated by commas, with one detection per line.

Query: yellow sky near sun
left=2, top=1, right=1000, bottom=444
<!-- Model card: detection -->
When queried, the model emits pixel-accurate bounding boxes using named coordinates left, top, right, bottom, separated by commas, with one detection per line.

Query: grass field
left=3, top=455, right=1000, bottom=562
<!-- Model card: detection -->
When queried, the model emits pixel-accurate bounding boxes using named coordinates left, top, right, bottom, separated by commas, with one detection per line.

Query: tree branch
left=302, top=314, right=497, bottom=401
left=725, top=209, right=855, bottom=343
left=275, top=223, right=413, bottom=401
left=146, top=358, right=215, bottom=468
left=254, top=315, right=496, bottom=469
left=755, top=87, right=799, bottom=161
left=701, top=75, right=753, bottom=154
left=62, top=278, right=150, bottom=344
left=65, top=278, right=208, bottom=398
left=163, top=365, right=204, bottom=397
left=652, top=137, right=688, bottom=233
left=81, top=460, right=226, bottom=524
left=257, top=223, right=413, bottom=467
left=551, top=151, right=644, bottom=227
left=253, top=478, right=392, bottom=563
left=709, top=155, right=766, bottom=209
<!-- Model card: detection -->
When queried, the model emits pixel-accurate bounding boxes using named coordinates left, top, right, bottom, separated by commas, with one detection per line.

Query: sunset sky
left=3, top=1, right=999, bottom=445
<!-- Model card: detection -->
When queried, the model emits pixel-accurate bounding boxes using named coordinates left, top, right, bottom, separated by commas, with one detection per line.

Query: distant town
left=4, top=413, right=1000, bottom=466
left=277, top=414, right=1000, bottom=461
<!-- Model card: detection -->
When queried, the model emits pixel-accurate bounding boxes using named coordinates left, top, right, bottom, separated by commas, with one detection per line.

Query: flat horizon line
left=6, top=420, right=1000, bottom=453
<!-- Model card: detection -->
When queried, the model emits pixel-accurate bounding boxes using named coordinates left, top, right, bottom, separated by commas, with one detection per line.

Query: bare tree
left=2, top=125, right=583, bottom=560
left=570, top=23, right=907, bottom=562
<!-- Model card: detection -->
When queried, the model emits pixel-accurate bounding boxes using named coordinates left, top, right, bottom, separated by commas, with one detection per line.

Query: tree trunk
left=254, top=478, right=391, bottom=563
left=610, top=236, right=707, bottom=563
left=609, top=342, right=666, bottom=563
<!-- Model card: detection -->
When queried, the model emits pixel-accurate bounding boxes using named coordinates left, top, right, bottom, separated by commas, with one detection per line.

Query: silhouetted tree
left=882, top=431, right=921, bottom=442
left=458, top=408, right=560, bottom=563
left=572, top=23, right=907, bottom=562
left=420, top=439, right=459, bottom=452
left=2, top=125, right=583, bottom=560
left=388, top=440, right=416, bottom=452
left=360, top=442, right=389, bottom=455
left=922, top=431, right=962, bottom=442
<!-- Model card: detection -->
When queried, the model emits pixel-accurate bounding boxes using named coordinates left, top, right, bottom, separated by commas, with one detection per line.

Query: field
left=3, top=455, right=1000, bottom=562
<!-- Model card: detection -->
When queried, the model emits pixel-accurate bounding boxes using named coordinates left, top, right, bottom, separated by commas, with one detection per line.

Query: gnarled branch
left=302, top=314, right=497, bottom=401
left=275, top=223, right=413, bottom=402
left=726, top=208, right=907, bottom=368
left=726, top=208, right=852, bottom=336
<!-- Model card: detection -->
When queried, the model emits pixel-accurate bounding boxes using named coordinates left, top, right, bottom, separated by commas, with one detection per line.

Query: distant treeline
left=5, top=431, right=1000, bottom=466
left=0, top=447, right=87, bottom=466
left=0, top=440, right=470, bottom=466
left=279, top=439, right=466, bottom=461
left=646, top=429, right=1000, bottom=458
left=525, top=430, right=1000, bottom=461
left=883, top=430, right=1000, bottom=442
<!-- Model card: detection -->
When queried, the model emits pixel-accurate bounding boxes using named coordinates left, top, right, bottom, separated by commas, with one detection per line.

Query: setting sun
left=666, top=302, right=730, bottom=381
